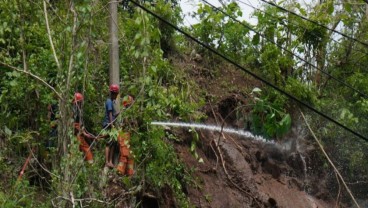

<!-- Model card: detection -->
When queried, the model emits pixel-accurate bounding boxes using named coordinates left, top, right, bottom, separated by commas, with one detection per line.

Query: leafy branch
left=0, top=61, right=61, bottom=99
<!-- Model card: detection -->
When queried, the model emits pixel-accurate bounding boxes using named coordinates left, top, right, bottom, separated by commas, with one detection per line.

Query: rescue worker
left=116, top=95, right=134, bottom=175
left=73, top=92, right=96, bottom=164
left=103, top=84, right=120, bottom=168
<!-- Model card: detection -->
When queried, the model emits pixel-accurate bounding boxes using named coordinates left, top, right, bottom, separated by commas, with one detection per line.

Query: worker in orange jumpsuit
left=73, top=92, right=96, bottom=164
left=116, top=95, right=134, bottom=175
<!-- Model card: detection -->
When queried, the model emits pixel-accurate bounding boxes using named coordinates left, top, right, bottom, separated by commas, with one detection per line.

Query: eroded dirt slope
left=171, top=108, right=336, bottom=208
left=170, top=52, right=337, bottom=207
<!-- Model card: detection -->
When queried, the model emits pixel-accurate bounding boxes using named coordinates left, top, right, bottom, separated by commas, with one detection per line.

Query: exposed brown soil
left=168, top=52, right=338, bottom=207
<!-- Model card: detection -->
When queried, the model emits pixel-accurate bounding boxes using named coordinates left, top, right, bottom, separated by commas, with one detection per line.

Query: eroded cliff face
left=171, top=108, right=335, bottom=208
left=162, top=53, right=360, bottom=208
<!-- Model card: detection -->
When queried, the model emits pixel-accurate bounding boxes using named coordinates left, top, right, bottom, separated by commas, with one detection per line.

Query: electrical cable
left=237, top=0, right=368, bottom=60
left=200, top=0, right=368, bottom=99
left=259, top=0, right=368, bottom=48
left=128, top=0, right=368, bottom=142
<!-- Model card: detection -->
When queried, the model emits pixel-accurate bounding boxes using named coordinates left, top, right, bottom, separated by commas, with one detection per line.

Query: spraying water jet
left=151, top=121, right=274, bottom=144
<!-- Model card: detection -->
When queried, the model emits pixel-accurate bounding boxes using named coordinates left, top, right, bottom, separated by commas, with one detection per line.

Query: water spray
left=151, top=121, right=274, bottom=144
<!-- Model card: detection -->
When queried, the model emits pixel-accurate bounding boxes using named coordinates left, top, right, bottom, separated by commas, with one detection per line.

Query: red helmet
left=109, top=84, right=119, bottom=93
left=74, top=92, right=84, bottom=103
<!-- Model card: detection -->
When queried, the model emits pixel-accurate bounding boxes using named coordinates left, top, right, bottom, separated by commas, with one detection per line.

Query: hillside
left=1, top=1, right=368, bottom=207
left=164, top=53, right=337, bottom=207
left=89, top=51, right=349, bottom=208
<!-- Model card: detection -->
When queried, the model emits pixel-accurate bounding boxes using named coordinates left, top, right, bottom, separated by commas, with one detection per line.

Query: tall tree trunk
left=109, top=1, right=120, bottom=114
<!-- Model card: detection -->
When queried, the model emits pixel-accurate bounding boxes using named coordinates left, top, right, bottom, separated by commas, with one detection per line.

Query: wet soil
left=169, top=52, right=337, bottom=207
left=173, top=118, right=335, bottom=208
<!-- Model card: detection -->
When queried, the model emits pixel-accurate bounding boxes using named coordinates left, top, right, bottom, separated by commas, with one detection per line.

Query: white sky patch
left=179, top=0, right=313, bottom=27
left=180, top=0, right=260, bottom=26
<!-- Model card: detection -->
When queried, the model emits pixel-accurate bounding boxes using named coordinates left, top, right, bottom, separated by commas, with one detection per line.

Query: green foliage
left=101, top=127, right=119, bottom=142
left=189, top=128, right=203, bottom=163
left=258, top=44, right=283, bottom=84
left=51, top=133, right=106, bottom=205
left=0, top=180, right=38, bottom=208
left=121, top=3, right=203, bottom=123
left=192, top=2, right=251, bottom=60
left=131, top=129, right=190, bottom=207
left=117, top=2, right=199, bottom=205
left=285, top=78, right=317, bottom=105
left=250, top=88, right=291, bottom=139
left=153, top=0, right=182, bottom=56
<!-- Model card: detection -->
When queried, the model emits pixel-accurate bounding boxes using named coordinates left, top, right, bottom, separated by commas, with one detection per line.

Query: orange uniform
left=116, top=131, right=134, bottom=175
left=72, top=92, right=95, bottom=164
left=74, top=123, right=94, bottom=163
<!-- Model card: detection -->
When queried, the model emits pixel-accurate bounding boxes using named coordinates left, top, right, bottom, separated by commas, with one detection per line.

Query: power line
left=237, top=0, right=368, bottom=60
left=259, top=0, right=368, bottom=48
left=200, top=0, right=368, bottom=99
left=128, top=0, right=368, bottom=142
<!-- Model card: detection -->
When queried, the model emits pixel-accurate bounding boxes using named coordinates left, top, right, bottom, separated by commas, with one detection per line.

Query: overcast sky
left=179, top=0, right=314, bottom=26
left=180, top=0, right=258, bottom=25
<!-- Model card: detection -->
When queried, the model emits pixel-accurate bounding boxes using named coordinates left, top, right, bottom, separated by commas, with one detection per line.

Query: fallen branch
left=209, top=102, right=261, bottom=207
left=334, top=171, right=341, bottom=208
left=51, top=195, right=109, bottom=208
left=214, top=134, right=261, bottom=207
left=70, top=192, right=75, bottom=208
left=0, top=61, right=61, bottom=99
left=300, top=110, right=360, bottom=208
left=210, top=100, right=249, bottom=151
left=29, top=148, right=61, bottom=180
left=18, top=147, right=35, bottom=180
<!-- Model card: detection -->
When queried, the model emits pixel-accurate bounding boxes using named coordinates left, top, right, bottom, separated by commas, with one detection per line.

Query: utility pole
left=109, top=1, right=120, bottom=114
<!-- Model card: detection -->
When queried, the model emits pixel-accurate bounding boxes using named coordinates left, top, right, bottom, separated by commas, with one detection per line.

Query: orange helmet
left=74, top=92, right=84, bottom=103
left=109, top=84, right=119, bottom=93
left=122, top=95, right=134, bottom=107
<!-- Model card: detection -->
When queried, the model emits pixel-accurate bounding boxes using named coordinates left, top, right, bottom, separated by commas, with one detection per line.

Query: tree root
left=207, top=102, right=263, bottom=207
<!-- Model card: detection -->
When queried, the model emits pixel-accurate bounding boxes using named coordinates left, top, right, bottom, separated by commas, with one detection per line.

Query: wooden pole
left=109, top=0, right=120, bottom=114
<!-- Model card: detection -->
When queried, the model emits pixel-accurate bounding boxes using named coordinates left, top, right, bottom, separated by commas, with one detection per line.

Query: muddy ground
left=168, top=52, right=339, bottom=208
left=172, top=116, right=335, bottom=208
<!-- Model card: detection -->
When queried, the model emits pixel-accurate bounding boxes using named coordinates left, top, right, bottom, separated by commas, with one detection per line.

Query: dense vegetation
left=0, top=0, right=367, bottom=207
